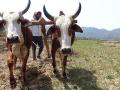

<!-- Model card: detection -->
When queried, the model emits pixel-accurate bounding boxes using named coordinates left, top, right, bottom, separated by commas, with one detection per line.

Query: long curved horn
left=72, top=2, right=81, bottom=19
left=21, top=0, right=31, bottom=15
left=43, top=5, right=54, bottom=21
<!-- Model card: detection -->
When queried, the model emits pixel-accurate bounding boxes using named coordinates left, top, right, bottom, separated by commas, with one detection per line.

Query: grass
left=69, top=39, right=120, bottom=90
left=0, top=39, right=120, bottom=90
left=44, top=39, right=120, bottom=90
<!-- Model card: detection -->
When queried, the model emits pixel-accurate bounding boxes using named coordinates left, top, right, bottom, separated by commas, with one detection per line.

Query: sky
left=0, top=0, right=120, bottom=30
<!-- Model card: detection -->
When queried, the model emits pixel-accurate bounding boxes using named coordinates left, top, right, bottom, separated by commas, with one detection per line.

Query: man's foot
left=37, top=56, right=41, bottom=59
left=47, top=55, right=51, bottom=59
left=33, top=57, right=37, bottom=60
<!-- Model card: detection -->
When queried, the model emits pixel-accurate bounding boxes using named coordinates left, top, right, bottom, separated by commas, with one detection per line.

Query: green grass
left=65, top=39, right=120, bottom=90
left=45, top=39, right=120, bottom=90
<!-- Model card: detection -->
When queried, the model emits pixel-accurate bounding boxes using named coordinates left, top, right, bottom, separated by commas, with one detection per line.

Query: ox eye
left=17, top=19, right=20, bottom=24
left=55, top=26, right=61, bottom=37
left=68, top=25, right=72, bottom=36
left=2, top=20, right=6, bottom=25
left=57, top=29, right=61, bottom=37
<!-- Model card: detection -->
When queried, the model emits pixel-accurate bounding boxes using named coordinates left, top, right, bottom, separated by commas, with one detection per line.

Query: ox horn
left=21, top=0, right=31, bottom=15
left=72, top=2, right=81, bottom=19
left=43, top=5, right=54, bottom=21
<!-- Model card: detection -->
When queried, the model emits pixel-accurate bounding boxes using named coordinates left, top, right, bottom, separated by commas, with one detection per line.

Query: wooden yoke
left=31, top=18, right=54, bottom=25
left=31, top=19, right=77, bottom=25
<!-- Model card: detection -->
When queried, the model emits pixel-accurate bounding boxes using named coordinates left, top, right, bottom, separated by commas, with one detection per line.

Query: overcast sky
left=0, top=0, right=119, bottom=30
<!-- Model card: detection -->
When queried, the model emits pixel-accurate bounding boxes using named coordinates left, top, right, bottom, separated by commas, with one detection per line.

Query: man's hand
left=39, top=18, right=46, bottom=25
left=31, top=17, right=46, bottom=25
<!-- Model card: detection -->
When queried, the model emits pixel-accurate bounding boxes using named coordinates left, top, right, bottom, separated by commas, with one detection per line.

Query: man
left=30, top=11, right=45, bottom=60
left=59, top=11, right=65, bottom=16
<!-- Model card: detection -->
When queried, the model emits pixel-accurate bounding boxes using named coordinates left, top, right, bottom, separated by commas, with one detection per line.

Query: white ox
left=43, top=3, right=83, bottom=78
left=0, top=0, right=32, bottom=88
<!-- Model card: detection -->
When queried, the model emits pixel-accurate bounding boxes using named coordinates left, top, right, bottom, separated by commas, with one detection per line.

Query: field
left=0, top=38, right=120, bottom=90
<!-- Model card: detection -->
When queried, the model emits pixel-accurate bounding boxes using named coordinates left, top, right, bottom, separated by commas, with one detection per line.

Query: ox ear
left=0, top=20, right=5, bottom=29
left=71, top=24, right=83, bottom=33
left=47, top=25, right=56, bottom=35
left=20, top=18, right=29, bottom=26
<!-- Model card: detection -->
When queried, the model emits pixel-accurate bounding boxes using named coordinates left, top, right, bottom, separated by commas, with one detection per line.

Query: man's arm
left=31, top=18, right=45, bottom=25
left=32, top=17, right=54, bottom=25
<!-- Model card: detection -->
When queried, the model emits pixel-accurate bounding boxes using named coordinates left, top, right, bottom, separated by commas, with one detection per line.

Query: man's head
left=59, top=11, right=65, bottom=16
left=33, top=11, right=42, bottom=20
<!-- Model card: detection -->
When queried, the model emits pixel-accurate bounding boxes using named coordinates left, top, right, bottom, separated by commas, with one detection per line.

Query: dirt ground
left=99, top=40, right=120, bottom=48
left=0, top=34, right=73, bottom=90
left=0, top=41, right=55, bottom=90
left=1, top=39, right=120, bottom=90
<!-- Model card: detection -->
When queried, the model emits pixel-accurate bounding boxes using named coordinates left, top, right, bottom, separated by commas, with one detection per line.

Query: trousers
left=32, top=36, right=43, bottom=59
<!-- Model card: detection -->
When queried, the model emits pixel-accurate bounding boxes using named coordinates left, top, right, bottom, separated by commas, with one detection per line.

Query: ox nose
left=61, top=48, right=72, bottom=54
left=7, top=36, right=20, bottom=43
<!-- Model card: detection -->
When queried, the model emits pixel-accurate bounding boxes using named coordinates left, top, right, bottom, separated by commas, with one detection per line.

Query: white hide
left=2, top=12, right=26, bottom=59
left=2, top=12, right=22, bottom=38
left=55, top=15, right=72, bottom=50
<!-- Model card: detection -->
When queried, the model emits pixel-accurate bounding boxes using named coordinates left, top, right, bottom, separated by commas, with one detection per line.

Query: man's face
left=35, top=12, right=41, bottom=20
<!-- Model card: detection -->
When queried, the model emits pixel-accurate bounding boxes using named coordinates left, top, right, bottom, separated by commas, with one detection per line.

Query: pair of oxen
left=0, top=0, right=83, bottom=88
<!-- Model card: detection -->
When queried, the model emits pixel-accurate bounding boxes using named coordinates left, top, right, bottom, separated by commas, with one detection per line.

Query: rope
left=32, top=41, right=40, bottom=48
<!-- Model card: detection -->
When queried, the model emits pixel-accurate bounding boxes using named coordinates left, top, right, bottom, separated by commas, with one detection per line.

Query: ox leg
left=21, top=50, right=29, bottom=82
left=51, top=48, right=57, bottom=74
left=14, top=56, right=17, bottom=69
left=62, top=55, right=68, bottom=78
left=7, top=51, right=16, bottom=87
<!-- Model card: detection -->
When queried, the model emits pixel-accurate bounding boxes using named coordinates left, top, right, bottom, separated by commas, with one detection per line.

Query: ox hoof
left=18, top=75, right=26, bottom=83
left=21, top=79, right=27, bottom=86
left=63, top=73, right=68, bottom=79
left=10, top=77, right=16, bottom=88
left=53, top=69, right=58, bottom=74
left=19, top=76, right=26, bottom=82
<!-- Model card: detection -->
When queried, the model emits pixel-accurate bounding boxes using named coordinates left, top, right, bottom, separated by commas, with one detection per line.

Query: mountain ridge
left=76, top=27, right=120, bottom=40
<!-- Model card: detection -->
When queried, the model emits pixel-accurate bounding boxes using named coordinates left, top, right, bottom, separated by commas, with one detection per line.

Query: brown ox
left=43, top=3, right=83, bottom=78
left=0, top=0, right=31, bottom=88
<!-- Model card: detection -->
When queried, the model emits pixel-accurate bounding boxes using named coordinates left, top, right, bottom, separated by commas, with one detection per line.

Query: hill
left=1, top=26, right=120, bottom=40
left=76, top=27, right=120, bottom=40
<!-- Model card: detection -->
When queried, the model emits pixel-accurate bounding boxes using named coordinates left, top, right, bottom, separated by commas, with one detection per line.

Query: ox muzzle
left=61, top=48, right=72, bottom=55
left=7, top=36, right=20, bottom=43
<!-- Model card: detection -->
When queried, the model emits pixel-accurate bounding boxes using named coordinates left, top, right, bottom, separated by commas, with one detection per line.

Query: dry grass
left=0, top=38, right=120, bottom=90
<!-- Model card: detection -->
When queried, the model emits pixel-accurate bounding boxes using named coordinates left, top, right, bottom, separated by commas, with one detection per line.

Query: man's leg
left=32, top=36, right=37, bottom=60
left=37, top=36, right=43, bottom=59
